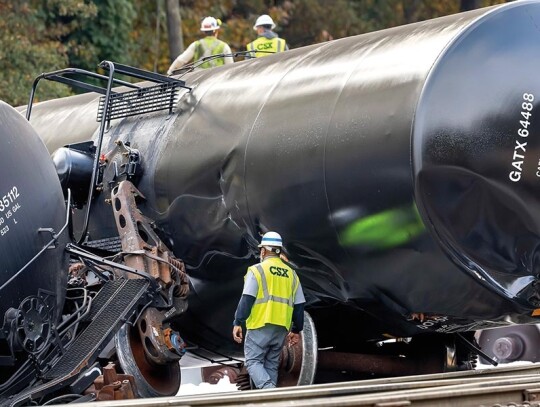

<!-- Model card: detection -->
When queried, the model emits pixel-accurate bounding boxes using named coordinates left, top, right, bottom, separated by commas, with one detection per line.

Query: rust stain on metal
left=85, top=363, right=137, bottom=401
left=111, top=180, right=189, bottom=299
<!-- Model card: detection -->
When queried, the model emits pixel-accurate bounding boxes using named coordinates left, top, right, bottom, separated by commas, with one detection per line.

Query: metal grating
left=84, top=236, right=122, bottom=253
left=44, top=279, right=148, bottom=380
left=96, top=82, right=180, bottom=122
left=85, top=280, right=122, bottom=321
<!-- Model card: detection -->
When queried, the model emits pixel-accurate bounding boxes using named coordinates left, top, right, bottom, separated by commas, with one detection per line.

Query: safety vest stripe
left=255, top=264, right=268, bottom=299
left=268, top=295, right=289, bottom=304
left=253, top=264, right=294, bottom=306
left=277, top=39, right=282, bottom=53
left=255, top=294, right=292, bottom=305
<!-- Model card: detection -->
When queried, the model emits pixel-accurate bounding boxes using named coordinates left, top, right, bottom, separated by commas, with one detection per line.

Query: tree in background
left=56, top=0, right=136, bottom=70
left=165, top=0, right=510, bottom=61
left=279, top=0, right=361, bottom=47
left=0, top=0, right=138, bottom=105
left=166, top=0, right=184, bottom=67
left=0, top=0, right=97, bottom=106
left=129, top=0, right=170, bottom=72
left=352, top=0, right=508, bottom=32
left=0, top=0, right=513, bottom=106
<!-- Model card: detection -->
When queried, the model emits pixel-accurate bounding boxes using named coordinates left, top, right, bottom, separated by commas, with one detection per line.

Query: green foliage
left=0, top=0, right=513, bottom=106
left=0, top=1, right=86, bottom=106
left=0, top=0, right=138, bottom=105
left=352, top=0, right=508, bottom=32
left=57, top=0, right=136, bottom=70
left=280, top=0, right=361, bottom=47
left=129, top=0, right=168, bottom=72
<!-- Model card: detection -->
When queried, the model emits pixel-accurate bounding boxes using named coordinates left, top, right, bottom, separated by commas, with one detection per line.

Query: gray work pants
left=244, top=324, right=288, bottom=389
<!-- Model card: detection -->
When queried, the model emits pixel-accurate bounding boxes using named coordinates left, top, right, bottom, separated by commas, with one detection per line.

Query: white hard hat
left=253, top=14, right=276, bottom=30
left=258, top=231, right=283, bottom=248
left=200, top=16, right=221, bottom=32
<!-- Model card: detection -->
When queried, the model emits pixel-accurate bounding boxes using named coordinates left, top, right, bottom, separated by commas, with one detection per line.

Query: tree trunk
left=165, top=0, right=184, bottom=61
left=460, top=0, right=480, bottom=12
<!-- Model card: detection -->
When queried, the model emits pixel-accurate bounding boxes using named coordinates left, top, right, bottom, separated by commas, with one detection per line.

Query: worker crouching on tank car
left=232, top=231, right=305, bottom=389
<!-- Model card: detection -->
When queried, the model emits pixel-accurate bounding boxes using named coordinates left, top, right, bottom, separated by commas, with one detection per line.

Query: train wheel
left=278, top=311, right=318, bottom=387
left=115, top=324, right=181, bottom=397
left=477, top=325, right=540, bottom=364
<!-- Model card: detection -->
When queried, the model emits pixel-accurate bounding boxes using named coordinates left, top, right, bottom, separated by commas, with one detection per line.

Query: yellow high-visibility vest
left=246, top=256, right=299, bottom=330
left=246, top=37, right=287, bottom=58
left=194, top=37, right=227, bottom=68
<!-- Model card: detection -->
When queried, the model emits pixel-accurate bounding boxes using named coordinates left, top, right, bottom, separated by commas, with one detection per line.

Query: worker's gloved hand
left=287, top=332, right=300, bottom=347
left=233, top=325, right=243, bottom=343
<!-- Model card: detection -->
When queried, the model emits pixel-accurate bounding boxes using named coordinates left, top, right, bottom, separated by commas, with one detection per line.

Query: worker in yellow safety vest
left=232, top=231, right=305, bottom=389
left=167, top=16, right=233, bottom=75
left=246, top=14, right=289, bottom=58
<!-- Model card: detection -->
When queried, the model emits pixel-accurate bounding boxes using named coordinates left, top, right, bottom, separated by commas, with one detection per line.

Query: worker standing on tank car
left=232, top=232, right=305, bottom=389
left=246, top=15, right=288, bottom=58
left=167, top=16, right=233, bottom=75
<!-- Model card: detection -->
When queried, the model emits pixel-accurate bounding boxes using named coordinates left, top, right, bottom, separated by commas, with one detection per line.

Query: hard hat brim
left=258, top=243, right=282, bottom=248
left=253, top=23, right=276, bottom=30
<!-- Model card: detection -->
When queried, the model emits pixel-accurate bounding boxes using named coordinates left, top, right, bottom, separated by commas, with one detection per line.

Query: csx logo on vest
left=257, top=42, right=273, bottom=51
left=269, top=266, right=289, bottom=278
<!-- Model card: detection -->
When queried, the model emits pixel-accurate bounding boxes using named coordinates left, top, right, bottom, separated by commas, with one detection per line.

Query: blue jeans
left=244, top=324, right=288, bottom=389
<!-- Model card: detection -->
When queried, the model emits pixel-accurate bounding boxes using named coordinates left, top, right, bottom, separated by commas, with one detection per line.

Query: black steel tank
left=0, top=102, right=69, bottom=333
left=26, top=1, right=540, bottom=352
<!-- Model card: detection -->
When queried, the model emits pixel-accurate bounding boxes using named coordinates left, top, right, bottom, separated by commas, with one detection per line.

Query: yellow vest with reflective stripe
left=194, top=37, right=227, bottom=68
left=246, top=256, right=299, bottom=330
left=247, top=37, right=286, bottom=58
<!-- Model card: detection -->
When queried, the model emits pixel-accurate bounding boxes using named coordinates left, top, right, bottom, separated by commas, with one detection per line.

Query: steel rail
left=67, top=364, right=540, bottom=406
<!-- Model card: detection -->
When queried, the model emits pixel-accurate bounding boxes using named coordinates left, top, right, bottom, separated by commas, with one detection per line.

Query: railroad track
left=70, top=364, right=540, bottom=407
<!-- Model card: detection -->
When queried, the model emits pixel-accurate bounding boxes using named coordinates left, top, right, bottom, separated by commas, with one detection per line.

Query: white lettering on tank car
left=0, top=186, right=22, bottom=238
left=509, top=93, right=534, bottom=182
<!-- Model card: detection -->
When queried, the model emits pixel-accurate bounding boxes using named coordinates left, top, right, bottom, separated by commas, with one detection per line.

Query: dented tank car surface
left=23, top=0, right=540, bottom=378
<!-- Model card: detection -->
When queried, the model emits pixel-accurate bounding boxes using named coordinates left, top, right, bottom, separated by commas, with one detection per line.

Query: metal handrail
left=25, top=67, right=138, bottom=121
left=77, top=61, right=116, bottom=243
left=25, top=61, right=190, bottom=244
